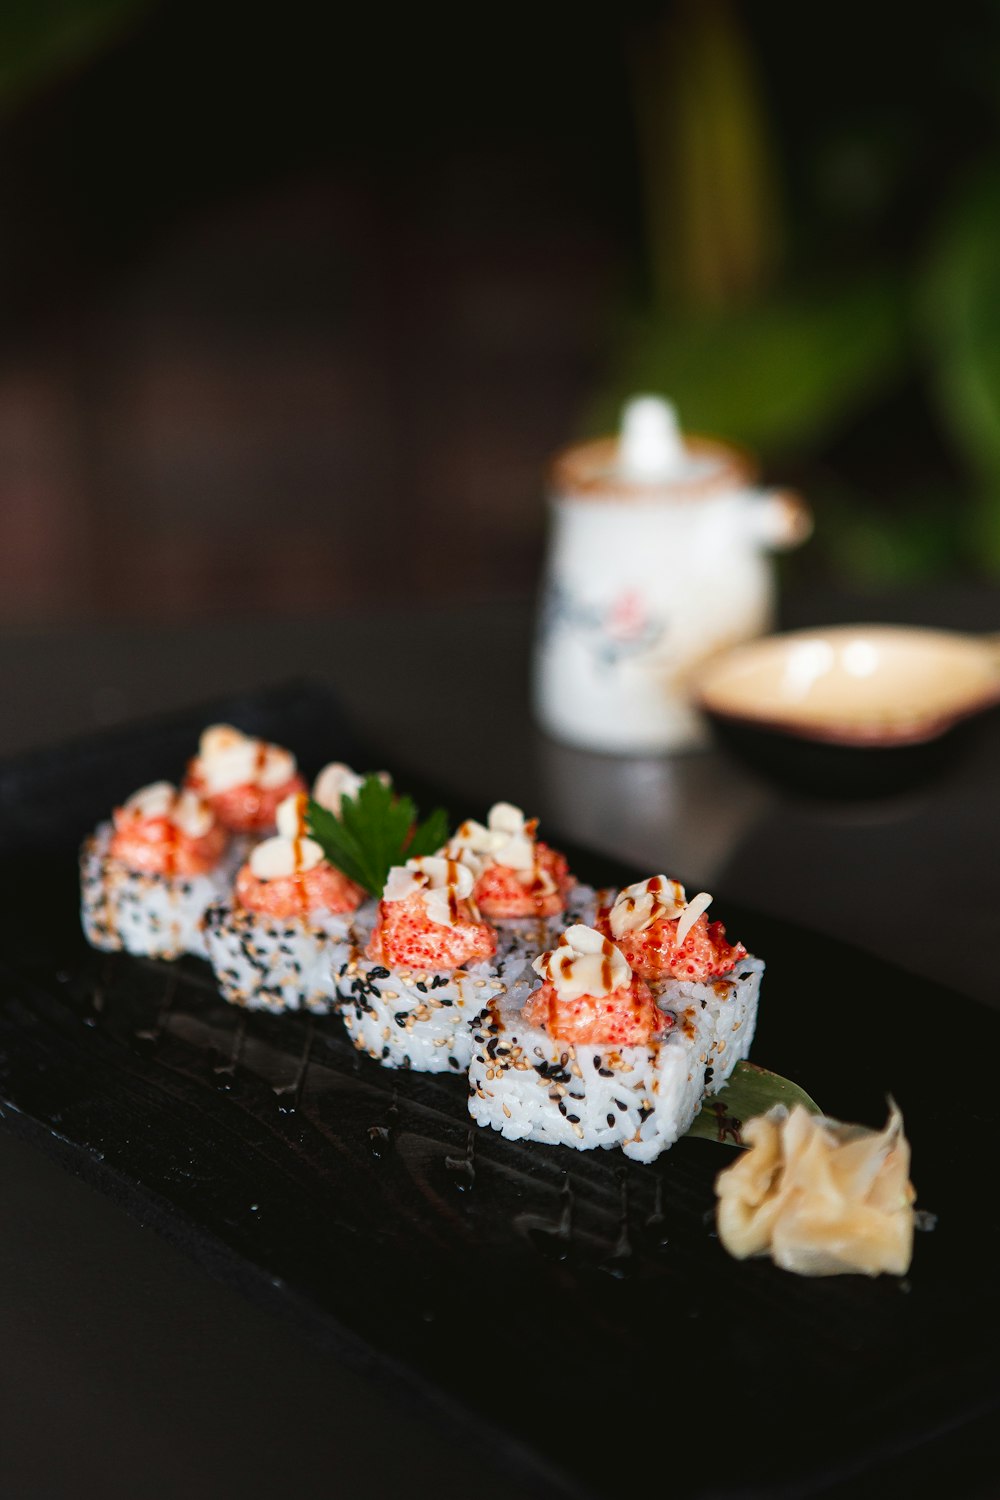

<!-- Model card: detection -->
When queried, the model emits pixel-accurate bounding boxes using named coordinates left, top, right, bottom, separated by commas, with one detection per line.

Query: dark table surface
left=1, top=584, right=998, bottom=1499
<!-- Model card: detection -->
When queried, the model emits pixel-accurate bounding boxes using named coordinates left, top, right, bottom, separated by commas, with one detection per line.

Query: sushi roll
left=185, top=723, right=306, bottom=835
left=81, top=781, right=233, bottom=960
left=440, top=802, right=597, bottom=977
left=468, top=914, right=762, bottom=1163
left=336, top=855, right=504, bottom=1072
left=203, top=789, right=365, bottom=1013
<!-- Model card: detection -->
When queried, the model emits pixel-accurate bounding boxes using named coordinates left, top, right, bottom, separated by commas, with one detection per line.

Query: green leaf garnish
left=306, top=776, right=450, bottom=898
left=684, top=1061, right=821, bottom=1147
left=405, top=805, right=450, bottom=858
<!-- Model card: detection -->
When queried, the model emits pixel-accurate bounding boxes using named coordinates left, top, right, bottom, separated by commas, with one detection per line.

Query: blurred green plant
left=0, top=0, right=151, bottom=112
left=919, top=169, right=1000, bottom=571
left=595, top=273, right=907, bottom=456
left=600, top=0, right=1000, bottom=583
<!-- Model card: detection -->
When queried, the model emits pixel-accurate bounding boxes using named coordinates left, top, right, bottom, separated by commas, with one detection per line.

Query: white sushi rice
left=202, top=899, right=370, bottom=1014
left=468, top=956, right=763, bottom=1162
left=80, top=822, right=235, bottom=961
left=335, top=948, right=506, bottom=1073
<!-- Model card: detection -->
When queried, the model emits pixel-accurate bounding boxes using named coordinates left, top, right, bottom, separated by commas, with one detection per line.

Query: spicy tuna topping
left=366, top=856, right=497, bottom=971
left=235, top=792, right=363, bottom=919
left=185, top=724, right=306, bottom=834
left=597, top=876, right=746, bottom=982
left=441, top=802, right=573, bottom=918
left=109, top=782, right=227, bottom=877
left=524, top=924, right=662, bottom=1046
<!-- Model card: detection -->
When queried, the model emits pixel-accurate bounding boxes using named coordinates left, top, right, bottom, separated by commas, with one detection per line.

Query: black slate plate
left=0, top=682, right=996, bottom=1500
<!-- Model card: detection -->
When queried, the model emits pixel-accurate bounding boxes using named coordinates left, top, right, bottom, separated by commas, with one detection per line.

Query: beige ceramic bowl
left=694, top=624, right=1000, bottom=794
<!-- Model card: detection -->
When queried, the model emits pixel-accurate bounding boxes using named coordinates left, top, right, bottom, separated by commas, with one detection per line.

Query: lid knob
left=619, top=395, right=685, bottom=481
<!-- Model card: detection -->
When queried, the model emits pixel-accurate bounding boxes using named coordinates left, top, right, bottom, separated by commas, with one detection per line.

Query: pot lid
left=549, top=395, right=755, bottom=501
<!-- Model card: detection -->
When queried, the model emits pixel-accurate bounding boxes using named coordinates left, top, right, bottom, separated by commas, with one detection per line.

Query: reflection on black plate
left=0, top=683, right=997, bottom=1500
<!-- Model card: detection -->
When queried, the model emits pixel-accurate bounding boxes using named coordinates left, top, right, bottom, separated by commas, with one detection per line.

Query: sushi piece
left=81, top=781, right=233, bottom=959
left=336, top=855, right=504, bottom=1072
left=468, top=921, right=762, bottom=1162
left=185, top=723, right=305, bottom=835
left=440, top=802, right=596, bottom=976
left=595, top=879, right=761, bottom=1116
left=202, top=790, right=365, bottom=1013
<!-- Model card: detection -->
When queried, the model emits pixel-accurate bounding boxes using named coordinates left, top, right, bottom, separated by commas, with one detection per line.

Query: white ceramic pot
left=533, top=397, right=812, bottom=753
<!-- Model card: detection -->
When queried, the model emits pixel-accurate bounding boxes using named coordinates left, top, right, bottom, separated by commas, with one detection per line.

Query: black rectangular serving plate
left=0, top=682, right=997, bottom=1500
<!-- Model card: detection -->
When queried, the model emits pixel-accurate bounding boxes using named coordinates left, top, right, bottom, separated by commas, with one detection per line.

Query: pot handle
left=745, top=488, right=813, bottom=551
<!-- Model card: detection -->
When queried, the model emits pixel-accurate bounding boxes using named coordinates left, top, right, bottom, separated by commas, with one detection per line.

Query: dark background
left=1, top=0, right=1000, bottom=625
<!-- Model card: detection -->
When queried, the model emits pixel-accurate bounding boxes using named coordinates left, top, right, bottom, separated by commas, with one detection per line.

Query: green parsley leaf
left=406, top=805, right=450, bottom=858
left=306, top=776, right=450, bottom=898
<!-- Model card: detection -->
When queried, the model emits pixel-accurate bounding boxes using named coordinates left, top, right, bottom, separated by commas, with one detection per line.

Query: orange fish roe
left=523, top=975, right=662, bottom=1047
left=596, top=907, right=746, bottom=983
left=366, top=891, right=496, bottom=971
left=109, top=812, right=227, bottom=878
left=235, top=861, right=364, bottom=919
left=474, top=842, right=574, bottom=919
left=185, top=769, right=307, bottom=834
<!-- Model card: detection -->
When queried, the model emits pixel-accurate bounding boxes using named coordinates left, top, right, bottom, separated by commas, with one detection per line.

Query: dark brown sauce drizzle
left=163, top=787, right=180, bottom=879
left=83, top=953, right=114, bottom=1029
left=526, top=821, right=544, bottom=899
left=249, top=738, right=268, bottom=823
left=273, top=1016, right=313, bottom=1113
left=517, top=1173, right=574, bottom=1262
left=368, top=1090, right=400, bottom=1159
left=293, top=791, right=308, bottom=916
left=212, top=1010, right=247, bottom=1089
left=600, top=1166, right=635, bottom=1279
left=133, top=970, right=178, bottom=1049
left=443, top=1126, right=476, bottom=1192
left=441, top=858, right=462, bottom=925
left=644, top=1175, right=669, bottom=1253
